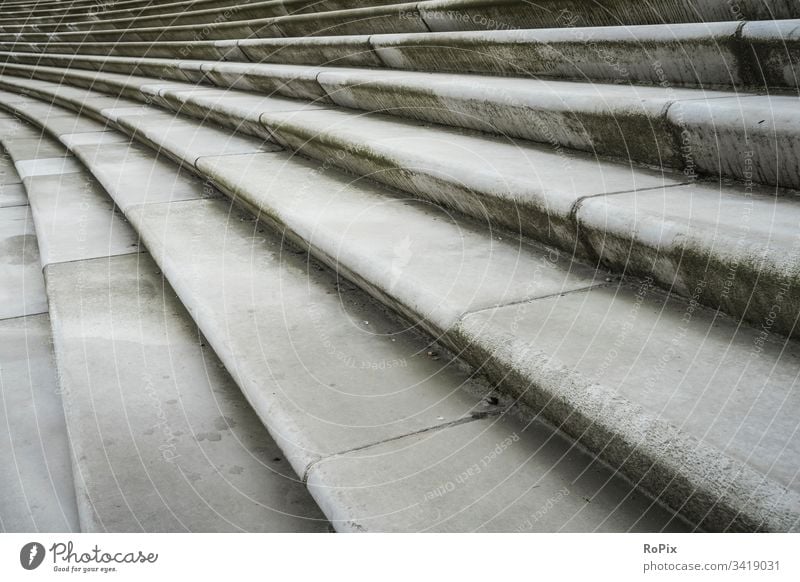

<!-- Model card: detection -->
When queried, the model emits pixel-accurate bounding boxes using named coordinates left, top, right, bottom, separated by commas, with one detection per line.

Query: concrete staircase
left=0, top=0, right=798, bottom=532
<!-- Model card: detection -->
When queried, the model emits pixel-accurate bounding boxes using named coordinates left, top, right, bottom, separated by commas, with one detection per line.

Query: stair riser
left=4, top=82, right=797, bottom=533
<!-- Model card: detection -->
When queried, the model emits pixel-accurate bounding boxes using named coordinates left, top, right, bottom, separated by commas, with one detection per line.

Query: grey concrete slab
left=309, top=414, right=687, bottom=532
left=2, top=135, right=67, bottom=161
left=317, top=69, right=745, bottom=167
left=417, top=0, right=799, bottom=33
left=673, top=95, right=800, bottom=190
left=0, top=150, right=21, bottom=185
left=127, top=196, right=498, bottom=481
left=274, top=2, right=428, bottom=37
left=578, top=180, right=800, bottom=339
left=23, top=171, right=140, bottom=266
left=197, top=150, right=601, bottom=334
left=456, top=283, right=800, bottom=531
left=199, top=61, right=332, bottom=102
left=743, top=19, right=800, bottom=88
left=59, top=131, right=132, bottom=148
left=0, top=205, right=46, bottom=319
left=151, top=88, right=325, bottom=141
left=10, top=102, right=110, bottom=135
left=45, top=250, right=328, bottom=532
left=71, top=141, right=219, bottom=211
left=238, top=35, right=382, bottom=67
left=15, top=157, right=82, bottom=180
left=370, top=22, right=745, bottom=86
left=0, top=313, right=79, bottom=532
left=110, top=107, right=280, bottom=166
left=258, top=107, right=682, bottom=250
left=0, top=183, right=26, bottom=208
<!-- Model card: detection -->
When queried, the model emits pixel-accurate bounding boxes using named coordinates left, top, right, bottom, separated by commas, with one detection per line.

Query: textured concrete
left=316, top=69, right=744, bottom=167
left=371, top=22, right=747, bottom=85
left=674, top=95, right=800, bottom=190
left=239, top=34, right=382, bottom=67
left=4, top=56, right=797, bottom=191
left=45, top=252, right=329, bottom=532
left=0, top=205, right=46, bottom=319
left=127, top=196, right=497, bottom=480
left=578, top=181, right=800, bottom=339
left=256, top=107, right=681, bottom=249
left=196, top=149, right=600, bottom=334
left=0, top=127, right=140, bottom=266
left=455, top=283, right=800, bottom=532
left=0, top=314, right=79, bottom=532
left=1, top=25, right=797, bottom=534
left=418, top=0, right=800, bottom=32
left=309, top=414, right=687, bottom=532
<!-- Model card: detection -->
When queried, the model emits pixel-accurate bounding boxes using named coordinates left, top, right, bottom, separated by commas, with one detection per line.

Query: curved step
left=0, top=0, right=401, bottom=34
left=4, top=55, right=798, bottom=195
left=0, top=135, right=78, bottom=532
left=0, top=113, right=329, bottom=532
left=0, top=89, right=690, bottom=533
left=5, top=19, right=798, bottom=94
left=1, top=66, right=796, bottom=339
left=2, top=77, right=798, bottom=531
left=4, top=0, right=798, bottom=44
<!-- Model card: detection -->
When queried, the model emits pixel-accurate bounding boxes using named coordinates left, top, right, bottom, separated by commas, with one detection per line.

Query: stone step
left=0, top=0, right=248, bottom=24
left=6, top=19, right=798, bottom=94
left=2, top=77, right=797, bottom=531
left=0, top=0, right=402, bottom=33
left=241, top=20, right=800, bottom=91
left=4, top=56, right=799, bottom=193
left=0, top=113, right=329, bottom=532
left=0, top=129, right=78, bottom=532
left=0, top=90, right=688, bottom=533
left=2, top=19, right=799, bottom=92
left=4, top=0, right=798, bottom=44
left=1, top=68, right=797, bottom=340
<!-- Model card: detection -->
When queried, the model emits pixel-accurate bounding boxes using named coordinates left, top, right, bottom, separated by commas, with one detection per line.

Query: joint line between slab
left=301, top=410, right=504, bottom=483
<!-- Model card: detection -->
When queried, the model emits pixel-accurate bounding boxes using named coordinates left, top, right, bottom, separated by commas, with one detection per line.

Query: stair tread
left=0, top=313, right=79, bottom=532
left=0, top=84, right=692, bottom=533
left=0, top=116, right=329, bottom=532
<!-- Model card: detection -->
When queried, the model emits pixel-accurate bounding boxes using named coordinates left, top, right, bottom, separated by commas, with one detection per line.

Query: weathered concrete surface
left=0, top=313, right=79, bottom=532
left=256, top=106, right=680, bottom=250
left=45, top=252, right=329, bottom=532
left=2, top=19, right=797, bottom=90
left=238, top=34, right=382, bottom=67
left=4, top=56, right=796, bottom=191
left=197, top=149, right=600, bottom=335
left=0, top=127, right=140, bottom=266
left=309, top=414, right=687, bottom=532
left=0, top=205, right=46, bottom=319
left=577, top=181, right=800, bottom=339
left=673, top=95, right=800, bottom=190
left=743, top=19, right=800, bottom=88
left=70, top=141, right=220, bottom=211
left=371, top=22, right=746, bottom=85
left=109, top=105, right=280, bottom=167
left=2, top=63, right=798, bottom=532
left=317, top=69, right=744, bottom=167
left=0, top=149, right=25, bottom=208
left=418, top=0, right=800, bottom=32
left=455, top=284, right=800, bottom=532
left=146, top=87, right=324, bottom=141
left=127, top=196, right=498, bottom=481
